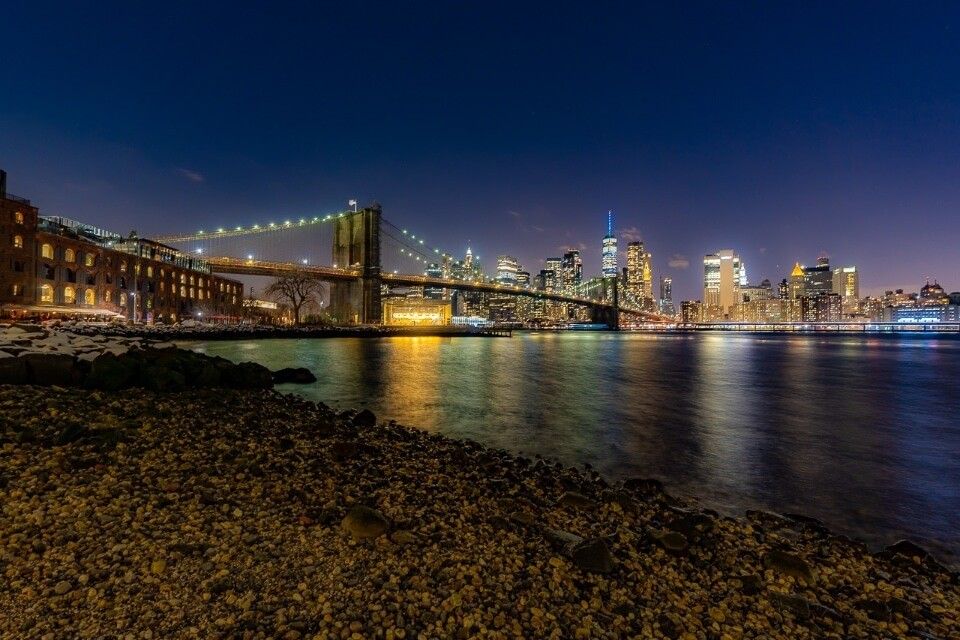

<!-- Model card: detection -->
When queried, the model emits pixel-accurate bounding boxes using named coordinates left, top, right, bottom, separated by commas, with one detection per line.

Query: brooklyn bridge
left=154, top=206, right=672, bottom=328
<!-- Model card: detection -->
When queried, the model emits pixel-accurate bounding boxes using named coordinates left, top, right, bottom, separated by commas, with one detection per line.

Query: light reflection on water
left=186, top=332, right=960, bottom=560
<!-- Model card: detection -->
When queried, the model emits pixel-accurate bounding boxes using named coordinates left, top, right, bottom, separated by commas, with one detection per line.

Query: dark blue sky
left=2, top=1, right=959, bottom=300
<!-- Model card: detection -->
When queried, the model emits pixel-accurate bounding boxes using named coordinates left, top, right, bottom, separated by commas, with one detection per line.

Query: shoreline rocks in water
left=0, top=387, right=957, bottom=639
left=0, top=324, right=316, bottom=391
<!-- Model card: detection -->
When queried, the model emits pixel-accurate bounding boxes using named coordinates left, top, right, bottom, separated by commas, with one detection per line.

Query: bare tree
left=264, top=270, right=326, bottom=326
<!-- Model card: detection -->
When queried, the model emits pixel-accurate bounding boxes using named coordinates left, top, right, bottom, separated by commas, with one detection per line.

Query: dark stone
left=762, top=549, right=816, bottom=584
left=622, top=477, right=664, bottom=497
left=653, top=530, right=689, bottom=554
left=330, top=440, right=358, bottom=461
left=278, top=437, right=295, bottom=451
left=56, top=423, right=88, bottom=446
left=352, top=409, right=376, bottom=427
left=272, top=367, right=317, bottom=384
left=770, top=592, right=813, bottom=619
left=220, top=361, right=273, bottom=389
left=0, top=357, right=27, bottom=384
left=885, top=539, right=930, bottom=561
left=667, top=509, right=715, bottom=541
left=557, top=491, right=597, bottom=511
left=569, top=538, right=616, bottom=574
left=141, top=365, right=186, bottom=392
left=85, top=354, right=137, bottom=391
left=21, top=353, right=78, bottom=386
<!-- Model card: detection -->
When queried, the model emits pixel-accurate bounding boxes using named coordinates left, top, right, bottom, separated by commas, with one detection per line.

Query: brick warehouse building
left=1, top=170, right=244, bottom=323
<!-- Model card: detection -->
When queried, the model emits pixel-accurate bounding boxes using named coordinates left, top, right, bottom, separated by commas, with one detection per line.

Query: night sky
left=2, top=1, right=959, bottom=301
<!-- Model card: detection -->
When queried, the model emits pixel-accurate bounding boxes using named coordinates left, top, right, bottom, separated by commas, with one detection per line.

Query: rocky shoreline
left=1, top=386, right=957, bottom=639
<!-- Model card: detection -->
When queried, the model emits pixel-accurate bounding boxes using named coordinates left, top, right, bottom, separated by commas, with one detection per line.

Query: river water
left=186, top=332, right=960, bottom=561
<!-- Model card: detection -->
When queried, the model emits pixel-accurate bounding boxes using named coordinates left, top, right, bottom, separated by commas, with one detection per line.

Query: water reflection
left=188, top=332, right=960, bottom=560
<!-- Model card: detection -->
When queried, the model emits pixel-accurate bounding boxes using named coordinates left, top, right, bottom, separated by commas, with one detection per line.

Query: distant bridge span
left=160, top=207, right=671, bottom=326
left=205, top=256, right=668, bottom=322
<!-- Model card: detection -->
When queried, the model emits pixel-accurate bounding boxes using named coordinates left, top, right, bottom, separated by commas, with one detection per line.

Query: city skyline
left=3, top=3, right=960, bottom=301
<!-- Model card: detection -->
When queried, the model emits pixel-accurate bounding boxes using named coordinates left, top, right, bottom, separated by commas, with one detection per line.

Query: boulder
left=219, top=361, right=273, bottom=389
left=272, top=367, right=317, bottom=384
left=352, top=409, right=377, bottom=427
left=569, top=538, right=616, bottom=574
left=85, top=353, right=138, bottom=391
left=341, top=506, right=389, bottom=540
left=762, top=549, right=816, bottom=585
left=20, top=352, right=79, bottom=386
left=0, top=356, right=27, bottom=385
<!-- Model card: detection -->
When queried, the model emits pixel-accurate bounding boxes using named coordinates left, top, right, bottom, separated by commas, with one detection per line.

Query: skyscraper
left=703, top=249, right=744, bottom=315
left=496, top=255, right=520, bottom=284
left=659, top=276, right=675, bottom=316
left=561, top=250, right=582, bottom=294
left=832, top=266, right=859, bottom=313
left=625, top=242, right=642, bottom=301
left=601, top=211, right=618, bottom=277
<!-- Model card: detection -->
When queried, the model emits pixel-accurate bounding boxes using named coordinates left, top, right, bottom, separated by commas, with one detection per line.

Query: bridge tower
left=591, top=277, right=620, bottom=329
left=330, top=206, right=382, bottom=324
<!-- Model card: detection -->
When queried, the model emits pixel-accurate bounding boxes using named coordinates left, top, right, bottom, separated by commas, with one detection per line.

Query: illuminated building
left=424, top=262, right=444, bottom=299
left=626, top=242, right=642, bottom=301
left=832, top=266, right=859, bottom=312
left=802, top=257, right=832, bottom=298
left=0, top=171, right=243, bottom=323
left=601, top=210, right=618, bottom=277
left=778, top=278, right=789, bottom=300
left=495, top=255, right=520, bottom=284
left=382, top=297, right=452, bottom=326
left=561, top=250, right=582, bottom=293
left=681, top=300, right=703, bottom=323
left=789, top=263, right=805, bottom=299
left=741, top=279, right=772, bottom=301
left=919, top=280, right=949, bottom=305
left=659, top=276, right=675, bottom=316
left=703, top=249, right=744, bottom=316
left=801, top=292, right=842, bottom=322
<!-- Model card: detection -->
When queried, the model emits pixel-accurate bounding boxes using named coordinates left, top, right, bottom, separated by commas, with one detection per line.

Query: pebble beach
left=1, top=384, right=957, bottom=640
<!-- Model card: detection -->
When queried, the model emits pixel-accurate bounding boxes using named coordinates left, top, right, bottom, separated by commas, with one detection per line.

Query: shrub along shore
left=1, top=385, right=958, bottom=639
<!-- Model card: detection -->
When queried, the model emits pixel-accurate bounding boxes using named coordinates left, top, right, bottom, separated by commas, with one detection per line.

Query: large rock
left=569, top=538, right=616, bottom=574
left=352, top=409, right=377, bottom=427
left=20, top=352, right=79, bottom=386
left=0, top=356, right=27, bottom=384
left=272, top=367, right=317, bottom=384
left=763, top=549, right=816, bottom=584
left=219, top=361, right=273, bottom=389
left=85, top=353, right=138, bottom=391
left=341, top=506, right=389, bottom=540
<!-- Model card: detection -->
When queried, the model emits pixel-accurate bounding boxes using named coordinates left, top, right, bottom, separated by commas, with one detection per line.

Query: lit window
left=40, top=284, right=54, bottom=303
left=147, top=265, right=153, bottom=277
left=64, top=248, right=76, bottom=263
left=135, top=263, right=141, bottom=276
left=14, top=211, right=24, bottom=224
left=104, top=290, right=113, bottom=303
left=13, top=235, right=23, bottom=249
left=120, top=261, right=127, bottom=273
left=11, top=284, right=23, bottom=296
left=84, top=289, right=95, bottom=305
left=180, top=273, right=186, bottom=284
left=180, top=285, right=186, bottom=297
left=41, top=243, right=54, bottom=260
left=84, top=253, right=95, bottom=267
left=64, top=286, right=76, bottom=304
left=189, top=287, right=194, bottom=299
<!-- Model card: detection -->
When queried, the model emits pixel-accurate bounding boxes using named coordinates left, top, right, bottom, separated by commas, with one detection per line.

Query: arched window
left=40, top=284, right=54, bottom=303
left=104, top=290, right=112, bottom=304
left=63, top=286, right=76, bottom=304
left=119, top=276, right=127, bottom=290
left=84, top=252, right=95, bottom=267
left=180, top=285, right=186, bottom=297
left=41, top=243, right=54, bottom=260
left=13, top=235, right=23, bottom=249
left=120, top=261, right=127, bottom=273
left=14, top=211, right=24, bottom=224
left=147, top=265, right=153, bottom=277
left=84, top=289, right=95, bottom=305
left=64, top=248, right=76, bottom=263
